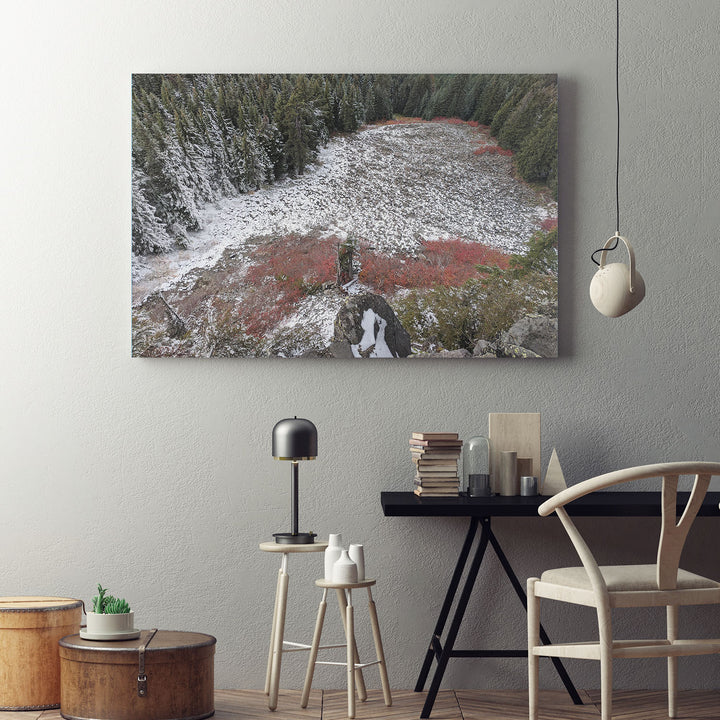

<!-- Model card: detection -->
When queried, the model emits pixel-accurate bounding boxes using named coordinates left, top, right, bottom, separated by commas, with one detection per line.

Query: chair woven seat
left=541, top=564, right=720, bottom=592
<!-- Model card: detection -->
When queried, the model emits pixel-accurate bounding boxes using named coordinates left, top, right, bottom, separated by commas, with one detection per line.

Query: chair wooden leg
left=598, top=608, right=613, bottom=720
left=346, top=592, right=356, bottom=719
left=527, top=578, right=540, bottom=720
left=268, top=566, right=289, bottom=711
left=667, top=604, right=679, bottom=719
left=599, top=650, right=613, bottom=720
left=336, top=588, right=367, bottom=701
left=265, top=567, right=283, bottom=696
left=301, top=589, right=327, bottom=708
left=367, top=588, right=392, bottom=707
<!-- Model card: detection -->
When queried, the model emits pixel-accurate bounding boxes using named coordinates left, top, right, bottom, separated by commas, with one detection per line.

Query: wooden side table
left=259, top=540, right=328, bottom=711
left=301, top=578, right=391, bottom=719
left=58, top=630, right=215, bottom=720
left=0, top=596, right=82, bottom=711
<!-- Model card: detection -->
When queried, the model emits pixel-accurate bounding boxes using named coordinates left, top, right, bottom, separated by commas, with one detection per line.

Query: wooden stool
left=301, top=578, right=391, bottom=719
left=259, top=540, right=328, bottom=711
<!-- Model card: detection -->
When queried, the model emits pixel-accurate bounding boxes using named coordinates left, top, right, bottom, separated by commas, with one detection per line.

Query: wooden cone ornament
left=541, top=448, right=567, bottom=496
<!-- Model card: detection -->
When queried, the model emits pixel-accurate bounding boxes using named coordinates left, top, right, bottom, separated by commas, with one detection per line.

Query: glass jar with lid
left=464, top=435, right=491, bottom=496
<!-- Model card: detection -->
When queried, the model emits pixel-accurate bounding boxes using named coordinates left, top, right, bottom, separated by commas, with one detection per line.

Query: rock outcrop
left=333, top=294, right=411, bottom=358
left=472, top=339, right=496, bottom=358
left=496, top=343, right=542, bottom=359
left=469, top=314, right=557, bottom=358
left=499, top=315, right=558, bottom=358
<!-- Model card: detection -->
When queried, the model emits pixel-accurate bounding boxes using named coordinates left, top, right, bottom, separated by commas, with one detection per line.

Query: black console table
left=380, top=490, right=720, bottom=718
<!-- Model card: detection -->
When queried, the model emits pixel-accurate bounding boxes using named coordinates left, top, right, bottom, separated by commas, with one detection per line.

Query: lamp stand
left=273, top=461, right=316, bottom=544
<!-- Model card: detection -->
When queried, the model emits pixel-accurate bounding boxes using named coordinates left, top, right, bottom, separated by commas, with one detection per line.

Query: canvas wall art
left=131, top=74, right=558, bottom=358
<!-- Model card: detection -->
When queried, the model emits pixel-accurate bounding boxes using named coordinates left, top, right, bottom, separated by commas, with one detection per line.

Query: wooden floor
left=3, top=688, right=719, bottom=719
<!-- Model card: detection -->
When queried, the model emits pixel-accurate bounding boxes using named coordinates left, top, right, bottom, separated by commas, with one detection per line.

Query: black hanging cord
left=614, top=0, right=620, bottom=235
left=591, top=0, right=621, bottom=266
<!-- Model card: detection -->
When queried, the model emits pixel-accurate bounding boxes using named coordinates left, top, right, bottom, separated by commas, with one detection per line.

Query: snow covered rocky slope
left=131, top=121, right=556, bottom=357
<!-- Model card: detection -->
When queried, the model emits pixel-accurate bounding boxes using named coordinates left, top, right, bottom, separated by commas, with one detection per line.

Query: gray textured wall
left=2, top=0, right=719, bottom=693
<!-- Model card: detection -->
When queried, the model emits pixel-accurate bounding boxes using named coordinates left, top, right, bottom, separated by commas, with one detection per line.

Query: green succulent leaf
left=91, top=584, right=109, bottom=614
left=104, top=596, right=132, bottom=614
left=90, top=584, right=131, bottom=614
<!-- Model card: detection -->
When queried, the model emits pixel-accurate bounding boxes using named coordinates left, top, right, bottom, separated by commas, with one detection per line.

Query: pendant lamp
left=590, top=0, right=646, bottom=317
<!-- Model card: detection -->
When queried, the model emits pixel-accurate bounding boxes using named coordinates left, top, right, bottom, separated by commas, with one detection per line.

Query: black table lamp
left=271, top=417, right=317, bottom=544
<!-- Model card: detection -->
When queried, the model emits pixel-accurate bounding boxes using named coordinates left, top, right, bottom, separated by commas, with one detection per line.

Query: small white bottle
left=332, top=549, right=358, bottom=584
left=325, top=533, right=343, bottom=580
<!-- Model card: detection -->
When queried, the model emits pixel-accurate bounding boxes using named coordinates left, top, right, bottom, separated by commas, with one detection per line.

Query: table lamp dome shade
left=272, top=417, right=318, bottom=461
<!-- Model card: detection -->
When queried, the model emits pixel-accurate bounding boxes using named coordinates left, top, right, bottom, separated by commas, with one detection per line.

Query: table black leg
left=420, top=519, right=490, bottom=719
left=415, top=517, right=479, bottom=693
left=485, top=522, right=583, bottom=706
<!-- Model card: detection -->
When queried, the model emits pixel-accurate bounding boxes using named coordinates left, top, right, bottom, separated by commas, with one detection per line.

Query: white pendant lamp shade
left=590, top=234, right=645, bottom=317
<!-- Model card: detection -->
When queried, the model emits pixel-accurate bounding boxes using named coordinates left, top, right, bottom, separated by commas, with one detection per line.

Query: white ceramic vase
left=348, top=544, right=365, bottom=581
left=332, top=549, right=358, bottom=584
left=325, top=533, right=343, bottom=580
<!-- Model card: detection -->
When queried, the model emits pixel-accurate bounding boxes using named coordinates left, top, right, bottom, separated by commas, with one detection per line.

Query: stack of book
left=410, top=432, right=462, bottom=496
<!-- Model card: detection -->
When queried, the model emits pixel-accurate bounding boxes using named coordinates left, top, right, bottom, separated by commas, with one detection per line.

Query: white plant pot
left=86, top=611, right=135, bottom=636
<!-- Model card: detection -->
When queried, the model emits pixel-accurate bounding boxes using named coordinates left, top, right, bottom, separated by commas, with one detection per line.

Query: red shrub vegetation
left=430, top=117, right=463, bottom=125
left=540, top=216, right=558, bottom=232
left=472, top=128, right=513, bottom=157
left=358, top=238, right=509, bottom=295
left=239, top=234, right=336, bottom=336
left=473, top=145, right=513, bottom=157
left=430, top=117, right=481, bottom=128
left=241, top=285, right=305, bottom=337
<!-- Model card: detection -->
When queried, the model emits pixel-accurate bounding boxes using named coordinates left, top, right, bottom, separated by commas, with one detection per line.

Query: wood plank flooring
left=2, top=688, right=719, bottom=719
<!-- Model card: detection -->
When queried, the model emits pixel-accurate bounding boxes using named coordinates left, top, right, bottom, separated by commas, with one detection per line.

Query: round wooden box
left=59, top=630, right=216, bottom=720
left=0, top=596, right=83, bottom=711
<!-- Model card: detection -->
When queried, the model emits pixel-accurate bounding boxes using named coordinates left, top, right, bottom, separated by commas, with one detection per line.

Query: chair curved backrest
left=538, top=461, right=720, bottom=592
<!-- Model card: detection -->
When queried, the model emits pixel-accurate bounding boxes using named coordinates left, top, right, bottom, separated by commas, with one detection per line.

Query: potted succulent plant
left=82, top=584, right=139, bottom=640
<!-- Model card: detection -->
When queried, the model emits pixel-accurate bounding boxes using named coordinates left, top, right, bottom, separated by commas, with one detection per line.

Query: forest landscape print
left=131, top=74, right=558, bottom=358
